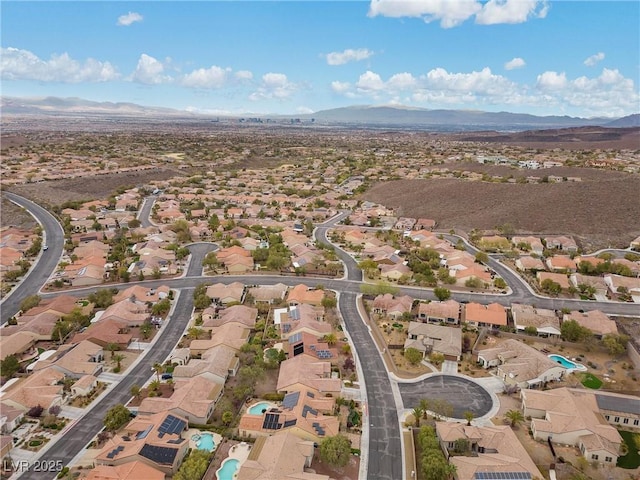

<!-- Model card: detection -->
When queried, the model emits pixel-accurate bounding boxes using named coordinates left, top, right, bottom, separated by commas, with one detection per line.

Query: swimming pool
left=248, top=401, right=275, bottom=415
left=216, top=458, right=239, bottom=480
left=548, top=354, right=587, bottom=372
left=192, top=432, right=216, bottom=452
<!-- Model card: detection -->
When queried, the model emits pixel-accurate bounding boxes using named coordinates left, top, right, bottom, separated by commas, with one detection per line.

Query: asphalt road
left=339, top=293, right=402, bottom=480
left=1, top=193, right=65, bottom=324
left=315, top=211, right=363, bottom=282
left=136, top=195, right=157, bottom=228
left=19, top=286, right=195, bottom=480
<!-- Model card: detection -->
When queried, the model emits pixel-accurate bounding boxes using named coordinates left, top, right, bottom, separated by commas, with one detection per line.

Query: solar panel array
left=262, top=413, right=282, bottom=430
left=140, top=445, right=179, bottom=465
left=307, top=391, right=315, bottom=398
left=317, top=350, right=332, bottom=359
left=474, top=473, right=532, bottom=480
left=158, top=415, right=186, bottom=436
left=282, top=391, right=301, bottom=409
left=135, top=425, right=153, bottom=440
left=595, top=394, right=640, bottom=415
left=283, top=419, right=297, bottom=428
left=302, top=405, right=318, bottom=418
left=106, top=445, right=125, bottom=459
left=312, top=422, right=326, bottom=436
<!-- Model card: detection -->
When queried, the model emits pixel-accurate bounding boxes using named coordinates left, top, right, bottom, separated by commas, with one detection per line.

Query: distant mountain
left=302, top=105, right=615, bottom=130
left=0, top=96, right=190, bottom=117
left=604, top=114, right=640, bottom=128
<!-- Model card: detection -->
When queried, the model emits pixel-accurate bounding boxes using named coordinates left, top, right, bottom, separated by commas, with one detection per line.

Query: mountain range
left=2, top=96, right=638, bottom=131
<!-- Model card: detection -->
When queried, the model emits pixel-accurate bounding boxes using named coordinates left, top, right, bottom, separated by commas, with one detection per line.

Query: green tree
left=174, top=449, right=210, bottom=480
left=103, top=404, right=131, bottom=431
left=321, top=296, right=337, bottom=309
left=428, top=352, right=445, bottom=366
left=20, top=294, right=41, bottom=312
left=130, top=384, right=141, bottom=399
left=541, top=278, right=563, bottom=296
left=202, top=252, right=219, bottom=270
left=0, top=355, right=21, bottom=378
left=153, top=363, right=164, bottom=383
left=561, top=320, right=592, bottom=342
left=504, top=409, right=525, bottom=428
left=412, top=406, right=424, bottom=427
left=222, top=410, right=234, bottom=426
left=187, top=327, right=205, bottom=340
left=465, top=277, right=484, bottom=289
left=322, top=333, right=337, bottom=346
left=464, top=410, right=474, bottom=426
left=404, top=347, right=423, bottom=365
left=475, top=251, right=489, bottom=263
left=193, top=293, right=211, bottom=310
left=151, top=298, right=171, bottom=316
left=319, top=434, right=352, bottom=467
left=112, top=353, right=125, bottom=371
left=87, top=288, right=116, bottom=308
left=602, top=334, right=629, bottom=356
left=433, top=287, right=451, bottom=302
left=493, top=277, right=507, bottom=289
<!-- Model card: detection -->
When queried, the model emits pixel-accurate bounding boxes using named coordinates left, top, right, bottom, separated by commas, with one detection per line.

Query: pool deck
left=226, top=441, right=251, bottom=462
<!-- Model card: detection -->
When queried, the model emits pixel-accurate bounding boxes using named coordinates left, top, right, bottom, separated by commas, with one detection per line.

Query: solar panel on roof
left=283, top=419, right=297, bottom=428
left=263, top=413, right=281, bottom=430
left=474, top=473, right=532, bottom=480
left=595, top=394, right=640, bottom=416
left=283, top=391, right=301, bottom=409
left=139, top=445, right=178, bottom=465
left=136, top=425, right=153, bottom=440
left=307, top=391, right=315, bottom=398
left=159, top=414, right=186, bottom=436
left=302, top=405, right=318, bottom=418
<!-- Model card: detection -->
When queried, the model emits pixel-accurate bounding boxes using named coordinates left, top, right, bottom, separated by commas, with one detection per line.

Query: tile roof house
left=462, top=303, right=507, bottom=329
left=95, top=411, right=189, bottom=475
left=536, top=271, right=571, bottom=290
left=276, top=304, right=330, bottom=340
left=404, top=323, right=462, bottom=361
left=276, top=355, right=341, bottom=395
left=372, top=294, right=413, bottom=319
left=287, top=284, right=325, bottom=307
left=286, top=332, right=338, bottom=363
left=0, top=367, right=65, bottom=412
left=202, top=305, right=258, bottom=329
left=563, top=310, right=618, bottom=338
left=236, top=431, right=330, bottom=480
left=73, top=318, right=132, bottom=349
left=100, top=299, right=150, bottom=327
left=417, top=300, right=461, bottom=325
left=189, top=323, right=250, bottom=356
left=80, top=461, right=165, bottom=480
left=476, top=339, right=566, bottom=388
left=546, top=255, right=578, bottom=272
left=435, top=422, right=544, bottom=480
left=206, top=282, right=246, bottom=305
left=247, top=283, right=288, bottom=303
left=522, top=388, right=623, bottom=465
left=511, top=303, right=561, bottom=338
left=172, top=344, right=239, bottom=384
left=0, top=331, right=38, bottom=362
left=137, top=377, right=223, bottom=425
left=238, top=387, right=339, bottom=443
left=512, top=236, right=545, bottom=255
left=544, top=235, right=578, bottom=252
left=32, top=340, right=104, bottom=378
left=515, top=255, right=546, bottom=272
left=603, top=274, right=640, bottom=302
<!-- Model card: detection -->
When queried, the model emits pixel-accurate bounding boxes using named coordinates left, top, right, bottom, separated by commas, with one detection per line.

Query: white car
left=43, top=245, right=49, bottom=251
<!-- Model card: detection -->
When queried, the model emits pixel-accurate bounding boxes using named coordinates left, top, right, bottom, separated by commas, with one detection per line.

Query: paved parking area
left=398, top=374, right=493, bottom=418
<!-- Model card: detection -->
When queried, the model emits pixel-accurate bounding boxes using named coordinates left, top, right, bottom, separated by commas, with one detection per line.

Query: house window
left=623, top=418, right=629, bottom=424
left=605, top=457, right=612, bottom=463
left=614, top=417, right=620, bottom=423
left=634, top=419, right=639, bottom=426
left=591, top=454, right=599, bottom=460
left=605, top=415, right=610, bottom=420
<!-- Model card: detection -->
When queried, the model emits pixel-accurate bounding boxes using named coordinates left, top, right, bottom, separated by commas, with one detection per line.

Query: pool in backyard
left=192, top=432, right=216, bottom=452
left=216, top=458, right=239, bottom=480
left=548, top=354, right=587, bottom=371
left=247, top=401, right=276, bottom=415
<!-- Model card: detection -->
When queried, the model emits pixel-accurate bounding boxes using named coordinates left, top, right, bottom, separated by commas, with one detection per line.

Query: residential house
left=476, top=339, right=566, bottom=388
left=515, top=256, right=546, bottom=272
left=379, top=263, right=412, bottom=281
left=544, top=235, right=578, bottom=252
left=536, top=271, right=571, bottom=290
left=404, top=323, right=462, bottom=361
left=236, top=431, right=330, bottom=480
left=595, top=390, right=640, bottom=431
left=81, top=461, right=165, bottom=480
left=512, top=236, right=544, bottom=255
left=604, top=274, right=640, bottom=302
left=436, top=423, right=543, bottom=480
left=569, top=274, right=608, bottom=299
left=100, top=299, right=150, bottom=327
left=71, top=374, right=98, bottom=397
left=202, top=305, right=257, bottom=329
left=287, top=284, right=325, bottom=307
left=522, top=388, right=623, bottom=465
left=0, top=404, right=24, bottom=433
left=415, top=218, right=436, bottom=230
left=511, top=304, right=561, bottom=337
left=32, top=340, right=104, bottom=378
left=206, top=282, right=246, bottom=305
left=463, top=303, right=507, bottom=330
left=247, top=283, right=288, bottom=304
left=286, top=332, right=338, bottom=363
left=276, top=355, right=341, bottom=395
left=95, top=411, right=189, bottom=475
left=417, top=300, right=461, bottom=325
left=546, top=255, right=577, bottom=273
left=0, top=367, right=65, bottom=412
left=189, top=323, right=250, bottom=356
left=137, top=377, right=223, bottom=424
left=371, top=294, right=413, bottom=319
left=276, top=304, right=330, bottom=340
left=563, top=310, right=618, bottom=338
left=172, top=344, right=239, bottom=384
left=0, top=331, right=38, bottom=362
left=238, top=387, right=339, bottom=443
left=73, top=318, right=132, bottom=349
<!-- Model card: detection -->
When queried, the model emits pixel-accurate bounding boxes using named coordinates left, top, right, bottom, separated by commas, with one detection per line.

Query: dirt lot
left=1, top=197, right=38, bottom=229
left=364, top=170, right=640, bottom=251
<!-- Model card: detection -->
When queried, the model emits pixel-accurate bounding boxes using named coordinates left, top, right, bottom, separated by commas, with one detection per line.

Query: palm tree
left=412, top=406, right=424, bottom=427
left=130, top=384, right=141, bottom=399
left=322, top=333, right=337, bottom=346
left=464, top=410, right=474, bottom=426
left=419, top=399, right=430, bottom=420
left=187, top=327, right=204, bottom=340
left=152, top=363, right=164, bottom=383
left=112, top=353, right=125, bottom=371
left=505, top=409, right=525, bottom=428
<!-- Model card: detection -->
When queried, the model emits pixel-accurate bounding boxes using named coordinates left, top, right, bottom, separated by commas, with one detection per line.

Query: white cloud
left=130, top=54, right=172, bottom=85
left=331, top=81, right=351, bottom=94
left=181, top=65, right=230, bottom=89
left=504, top=57, right=526, bottom=70
left=476, top=0, right=548, bottom=25
left=356, top=71, right=385, bottom=91
left=296, top=106, right=314, bottom=114
left=368, top=0, right=547, bottom=27
left=387, top=72, right=418, bottom=89
left=536, top=71, right=567, bottom=90
left=249, top=72, right=297, bottom=100
left=235, top=70, right=253, bottom=81
left=117, top=12, right=143, bottom=27
left=326, top=48, right=374, bottom=66
left=584, top=52, right=605, bottom=67
left=0, top=47, right=119, bottom=82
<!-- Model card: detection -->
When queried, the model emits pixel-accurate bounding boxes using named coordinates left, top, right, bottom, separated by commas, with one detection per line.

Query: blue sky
left=2, top=1, right=639, bottom=117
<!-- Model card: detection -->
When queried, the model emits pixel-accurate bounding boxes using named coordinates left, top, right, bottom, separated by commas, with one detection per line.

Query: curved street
left=5, top=193, right=640, bottom=480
